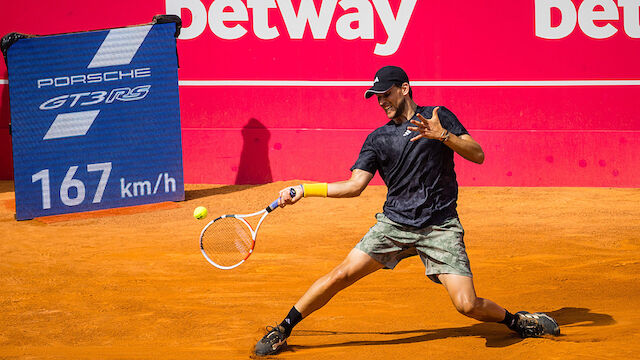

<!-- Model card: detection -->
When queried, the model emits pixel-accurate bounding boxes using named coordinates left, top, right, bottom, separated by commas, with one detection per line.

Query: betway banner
left=171, top=0, right=417, bottom=56
left=166, top=0, right=640, bottom=80
left=1, top=1, right=639, bottom=187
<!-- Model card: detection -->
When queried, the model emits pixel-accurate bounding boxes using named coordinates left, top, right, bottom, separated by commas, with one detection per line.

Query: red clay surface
left=1, top=180, right=639, bottom=359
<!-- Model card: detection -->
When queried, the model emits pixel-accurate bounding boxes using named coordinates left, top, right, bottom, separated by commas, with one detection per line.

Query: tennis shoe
left=514, top=311, right=560, bottom=338
left=255, top=325, right=288, bottom=356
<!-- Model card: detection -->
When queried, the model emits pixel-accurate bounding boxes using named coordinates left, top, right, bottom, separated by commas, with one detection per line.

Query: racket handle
left=267, top=188, right=297, bottom=212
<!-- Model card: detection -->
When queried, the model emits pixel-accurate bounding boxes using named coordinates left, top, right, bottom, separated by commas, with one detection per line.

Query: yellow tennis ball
left=193, top=206, right=208, bottom=220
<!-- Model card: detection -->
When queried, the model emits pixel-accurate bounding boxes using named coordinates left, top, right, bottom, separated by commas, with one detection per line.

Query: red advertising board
left=1, top=0, right=639, bottom=186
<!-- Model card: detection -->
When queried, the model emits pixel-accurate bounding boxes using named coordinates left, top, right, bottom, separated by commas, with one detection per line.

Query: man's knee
left=453, top=295, right=478, bottom=316
left=328, top=266, right=353, bottom=286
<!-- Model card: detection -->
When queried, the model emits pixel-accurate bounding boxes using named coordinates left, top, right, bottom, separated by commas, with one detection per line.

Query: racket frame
left=199, top=198, right=282, bottom=270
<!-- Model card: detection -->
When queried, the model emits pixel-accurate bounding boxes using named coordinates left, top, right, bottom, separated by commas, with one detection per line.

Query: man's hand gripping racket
left=200, top=188, right=297, bottom=270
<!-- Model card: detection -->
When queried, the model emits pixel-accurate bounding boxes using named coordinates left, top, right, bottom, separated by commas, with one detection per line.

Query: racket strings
left=202, top=217, right=254, bottom=267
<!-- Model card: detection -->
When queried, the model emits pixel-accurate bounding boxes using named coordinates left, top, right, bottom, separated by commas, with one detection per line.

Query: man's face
left=376, top=84, right=407, bottom=121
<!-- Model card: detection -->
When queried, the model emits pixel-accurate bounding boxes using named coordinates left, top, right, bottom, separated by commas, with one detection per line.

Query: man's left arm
left=408, top=106, right=485, bottom=164
left=439, top=133, right=484, bottom=164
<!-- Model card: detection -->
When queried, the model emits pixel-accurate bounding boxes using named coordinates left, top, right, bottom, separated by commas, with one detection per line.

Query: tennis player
left=255, top=66, right=559, bottom=356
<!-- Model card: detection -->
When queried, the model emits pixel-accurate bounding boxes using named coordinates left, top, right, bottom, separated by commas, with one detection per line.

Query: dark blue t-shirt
left=351, top=106, right=468, bottom=228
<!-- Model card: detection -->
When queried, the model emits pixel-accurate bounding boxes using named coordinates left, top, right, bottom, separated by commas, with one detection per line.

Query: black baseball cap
left=364, top=66, right=410, bottom=99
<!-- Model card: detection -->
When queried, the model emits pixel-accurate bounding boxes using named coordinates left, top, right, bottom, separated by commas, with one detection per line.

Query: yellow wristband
left=302, top=183, right=328, bottom=197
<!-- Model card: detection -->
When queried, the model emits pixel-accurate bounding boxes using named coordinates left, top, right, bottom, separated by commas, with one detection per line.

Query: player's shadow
left=185, top=184, right=267, bottom=201
left=235, top=118, right=273, bottom=185
left=286, top=307, right=614, bottom=351
left=185, top=118, right=274, bottom=200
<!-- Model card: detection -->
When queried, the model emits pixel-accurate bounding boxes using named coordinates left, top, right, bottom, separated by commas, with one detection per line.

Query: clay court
left=1, top=180, right=639, bottom=359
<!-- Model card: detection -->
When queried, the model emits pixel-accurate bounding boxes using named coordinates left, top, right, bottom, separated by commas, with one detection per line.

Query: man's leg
left=294, top=248, right=385, bottom=317
left=438, top=273, right=560, bottom=337
left=438, top=273, right=506, bottom=322
left=255, top=248, right=384, bottom=356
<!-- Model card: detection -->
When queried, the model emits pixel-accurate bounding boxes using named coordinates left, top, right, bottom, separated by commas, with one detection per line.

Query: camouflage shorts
left=355, top=213, right=472, bottom=284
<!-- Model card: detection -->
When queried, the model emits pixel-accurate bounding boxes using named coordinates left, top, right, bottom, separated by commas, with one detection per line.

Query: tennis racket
left=200, top=188, right=296, bottom=270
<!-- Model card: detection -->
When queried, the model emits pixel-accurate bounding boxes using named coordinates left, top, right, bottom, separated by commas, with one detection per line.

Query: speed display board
left=7, top=22, right=184, bottom=220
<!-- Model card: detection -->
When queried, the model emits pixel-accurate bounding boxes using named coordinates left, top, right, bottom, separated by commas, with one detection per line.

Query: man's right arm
left=279, top=169, right=374, bottom=205
left=327, top=169, right=374, bottom=198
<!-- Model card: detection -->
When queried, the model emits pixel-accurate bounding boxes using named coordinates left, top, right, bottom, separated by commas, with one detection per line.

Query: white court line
left=178, top=80, right=640, bottom=87
left=1, top=79, right=639, bottom=87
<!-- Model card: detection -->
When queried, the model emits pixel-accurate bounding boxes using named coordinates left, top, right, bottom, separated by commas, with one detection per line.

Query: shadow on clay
left=283, top=307, right=615, bottom=352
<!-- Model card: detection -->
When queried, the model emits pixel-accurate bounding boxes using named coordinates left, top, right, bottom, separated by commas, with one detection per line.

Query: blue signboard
left=6, top=21, right=184, bottom=220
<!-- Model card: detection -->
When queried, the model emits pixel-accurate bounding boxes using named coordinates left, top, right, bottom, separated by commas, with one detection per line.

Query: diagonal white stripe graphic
left=87, top=25, right=152, bottom=68
left=43, top=110, right=100, bottom=140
